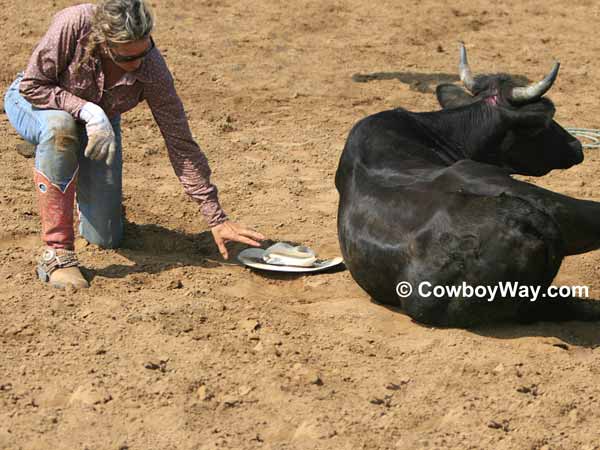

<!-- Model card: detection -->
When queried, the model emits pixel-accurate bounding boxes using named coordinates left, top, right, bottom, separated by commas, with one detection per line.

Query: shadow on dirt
left=86, top=222, right=345, bottom=281
left=376, top=300, right=600, bottom=348
left=471, top=320, right=600, bottom=348
left=85, top=222, right=221, bottom=281
left=352, top=71, right=460, bottom=93
left=351, top=71, right=530, bottom=93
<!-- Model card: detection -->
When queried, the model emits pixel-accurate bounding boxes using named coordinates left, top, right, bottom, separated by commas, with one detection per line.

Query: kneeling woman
left=4, top=0, right=264, bottom=289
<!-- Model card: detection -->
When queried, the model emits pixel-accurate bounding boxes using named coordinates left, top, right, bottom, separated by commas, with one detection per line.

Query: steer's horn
left=458, top=41, right=476, bottom=93
left=510, top=62, right=560, bottom=104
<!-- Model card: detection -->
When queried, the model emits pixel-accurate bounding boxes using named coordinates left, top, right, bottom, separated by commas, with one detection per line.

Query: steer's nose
left=570, top=138, right=584, bottom=164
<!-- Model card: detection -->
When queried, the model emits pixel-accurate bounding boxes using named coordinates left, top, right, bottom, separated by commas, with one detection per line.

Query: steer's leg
left=514, top=191, right=600, bottom=256
left=440, top=160, right=600, bottom=256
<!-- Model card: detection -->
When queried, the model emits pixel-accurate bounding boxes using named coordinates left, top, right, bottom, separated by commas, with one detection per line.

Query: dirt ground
left=2, top=0, right=600, bottom=449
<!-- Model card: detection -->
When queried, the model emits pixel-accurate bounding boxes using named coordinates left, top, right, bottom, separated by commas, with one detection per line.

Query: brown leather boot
left=37, top=246, right=89, bottom=289
left=34, top=169, right=89, bottom=289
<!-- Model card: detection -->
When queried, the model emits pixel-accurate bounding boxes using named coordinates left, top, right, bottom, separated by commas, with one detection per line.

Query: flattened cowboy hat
left=237, top=242, right=343, bottom=273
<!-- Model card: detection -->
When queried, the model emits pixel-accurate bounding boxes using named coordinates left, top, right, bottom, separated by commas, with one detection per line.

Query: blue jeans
left=4, top=74, right=123, bottom=248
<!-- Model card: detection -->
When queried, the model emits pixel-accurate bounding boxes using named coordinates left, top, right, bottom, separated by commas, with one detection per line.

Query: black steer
left=336, top=43, right=600, bottom=327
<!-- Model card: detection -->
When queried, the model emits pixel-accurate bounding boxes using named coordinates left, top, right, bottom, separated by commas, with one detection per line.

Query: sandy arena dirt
left=2, top=0, right=600, bottom=449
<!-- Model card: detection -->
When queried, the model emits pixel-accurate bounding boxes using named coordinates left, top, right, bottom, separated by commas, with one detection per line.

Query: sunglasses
left=108, top=36, right=155, bottom=63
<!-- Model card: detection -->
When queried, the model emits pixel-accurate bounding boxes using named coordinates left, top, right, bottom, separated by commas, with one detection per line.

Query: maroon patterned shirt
left=19, top=3, right=228, bottom=227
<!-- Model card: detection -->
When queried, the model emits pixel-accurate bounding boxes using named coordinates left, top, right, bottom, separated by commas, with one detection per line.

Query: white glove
left=79, top=102, right=116, bottom=166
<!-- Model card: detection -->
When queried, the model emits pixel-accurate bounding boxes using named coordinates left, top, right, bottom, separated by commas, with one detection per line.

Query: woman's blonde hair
left=81, top=0, right=154, bottom=66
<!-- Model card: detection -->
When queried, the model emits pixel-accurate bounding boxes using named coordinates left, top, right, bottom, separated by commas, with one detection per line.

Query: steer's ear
left=436, top=84, right=475, bottom=109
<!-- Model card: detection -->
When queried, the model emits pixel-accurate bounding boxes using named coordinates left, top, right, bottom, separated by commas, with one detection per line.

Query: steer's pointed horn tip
left=545, top=61, right=561, bottom=86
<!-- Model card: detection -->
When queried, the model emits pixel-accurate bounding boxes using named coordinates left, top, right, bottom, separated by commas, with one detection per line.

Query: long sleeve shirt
left=19, top=3, right=228, bottom=227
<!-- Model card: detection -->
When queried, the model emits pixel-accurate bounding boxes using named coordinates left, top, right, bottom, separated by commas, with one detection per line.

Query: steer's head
left=435, top=43, right=583, bottom=176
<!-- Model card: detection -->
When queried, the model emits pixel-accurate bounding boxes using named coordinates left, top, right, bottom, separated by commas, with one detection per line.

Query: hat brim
left=237, top=248, right=343, bottom=273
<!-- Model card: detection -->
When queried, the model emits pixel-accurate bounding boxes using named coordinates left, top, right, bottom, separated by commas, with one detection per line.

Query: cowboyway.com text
left=395, top=281, right=589, bottom=302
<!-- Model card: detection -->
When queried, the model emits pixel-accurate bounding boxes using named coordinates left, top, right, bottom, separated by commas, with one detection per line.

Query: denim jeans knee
left=36, top=111, right=81, bottom=189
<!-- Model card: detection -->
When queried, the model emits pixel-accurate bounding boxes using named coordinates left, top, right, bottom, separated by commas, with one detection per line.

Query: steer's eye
left=514, top=126, right=544, bottom=137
